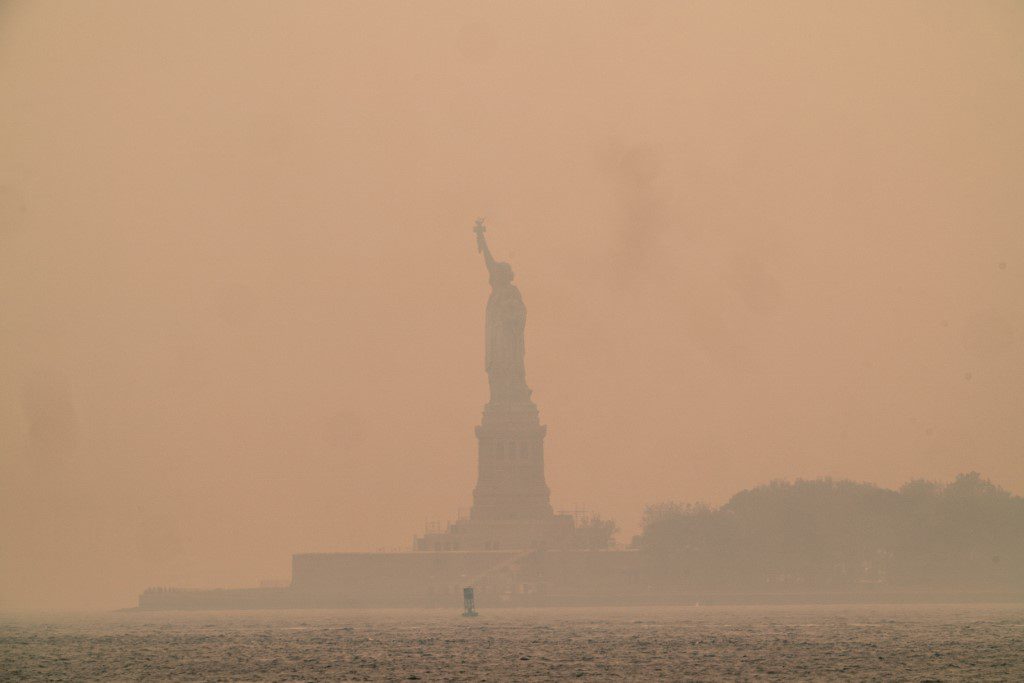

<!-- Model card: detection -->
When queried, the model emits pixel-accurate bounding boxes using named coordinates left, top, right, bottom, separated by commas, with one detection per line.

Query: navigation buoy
left=462, top=586, right=479, bottom=616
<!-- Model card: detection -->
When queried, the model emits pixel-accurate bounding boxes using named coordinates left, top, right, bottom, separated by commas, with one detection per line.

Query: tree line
left=632, top=473, right=1024, bottom=591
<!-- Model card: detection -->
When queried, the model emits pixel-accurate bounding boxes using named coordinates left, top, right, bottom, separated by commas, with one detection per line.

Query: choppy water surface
left=2, top=604, right=1022, bottom=681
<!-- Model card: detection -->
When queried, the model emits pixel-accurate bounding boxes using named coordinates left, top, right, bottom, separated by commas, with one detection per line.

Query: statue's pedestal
left=471, top=399, right=552, bottom=521
left=415, top=398, right=575, bottom=552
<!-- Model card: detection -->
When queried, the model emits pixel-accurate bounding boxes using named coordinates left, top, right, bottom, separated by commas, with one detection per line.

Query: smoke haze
left=1, top=1, right=1022, bottom=609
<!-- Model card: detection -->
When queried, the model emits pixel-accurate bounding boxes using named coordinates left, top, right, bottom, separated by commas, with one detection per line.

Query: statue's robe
left=485, top=283, right=530, bottom=402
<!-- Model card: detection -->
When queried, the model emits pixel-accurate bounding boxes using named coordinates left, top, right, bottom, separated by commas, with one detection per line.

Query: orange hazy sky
left=1, top=1, right=1022, bottom=609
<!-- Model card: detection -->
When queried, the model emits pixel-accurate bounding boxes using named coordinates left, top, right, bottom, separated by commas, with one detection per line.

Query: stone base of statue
left=414, top=396, right=576, bottom=551
left=472, top=396, right=551, bottom=521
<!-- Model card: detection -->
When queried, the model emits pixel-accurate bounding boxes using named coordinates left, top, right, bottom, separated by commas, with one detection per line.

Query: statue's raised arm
left=474, top=218, right=497, bottom=273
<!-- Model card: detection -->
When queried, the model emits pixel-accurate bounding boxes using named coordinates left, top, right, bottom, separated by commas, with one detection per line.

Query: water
left=2, top=604, right=1022, bottom=680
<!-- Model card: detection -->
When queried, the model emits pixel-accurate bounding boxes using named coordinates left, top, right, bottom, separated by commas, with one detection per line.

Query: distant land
left=139, top=472, right=1023, bottom=610
left=139, top=225, right=1023, bottom=610
left=634, top=472, right=1024, bottom=595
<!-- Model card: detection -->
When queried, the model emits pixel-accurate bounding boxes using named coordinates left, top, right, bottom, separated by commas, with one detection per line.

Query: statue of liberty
left=473, top=219, right=532, bottom=404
